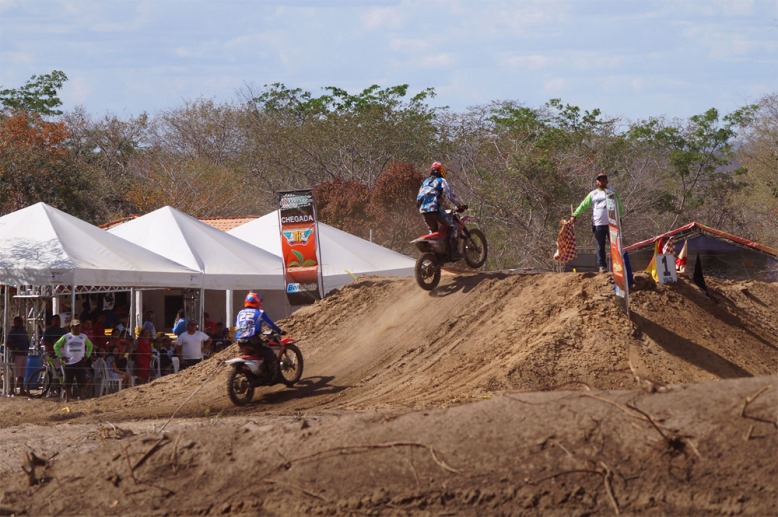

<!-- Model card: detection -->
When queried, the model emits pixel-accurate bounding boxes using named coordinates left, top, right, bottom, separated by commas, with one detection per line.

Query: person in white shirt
left=53, top=319, right=94, bottom=401
left=176, top=320, right=212, bottom=370
left=570, top=172, right=624, bottom=273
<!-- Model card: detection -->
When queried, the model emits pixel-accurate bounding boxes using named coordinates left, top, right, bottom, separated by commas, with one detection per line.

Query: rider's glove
left=279, top=330, right=287, bottom=335
left=458, top=204, right=468, bottom=212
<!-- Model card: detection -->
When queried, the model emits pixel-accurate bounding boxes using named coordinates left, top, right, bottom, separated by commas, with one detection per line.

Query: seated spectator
left=106, top=345, right=132, bottom=387
left=210, top=322, right=232, bottom=354
left=154, top=333, right=174, bottom=375
left=107, top=328, right=128, bottom=356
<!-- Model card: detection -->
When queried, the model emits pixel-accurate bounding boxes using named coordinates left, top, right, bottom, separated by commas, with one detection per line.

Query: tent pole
left=3, top=285, right=7, bottom=345
left=225, top=289, right=232, bottom=331
left=134, top=289, right=142, bottom=337
left=199, top=288, right=205, bottom=328
left=70, top=289, right=76, bottom=327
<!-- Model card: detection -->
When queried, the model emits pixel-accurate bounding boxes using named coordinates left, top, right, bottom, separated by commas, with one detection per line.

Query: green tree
left=733, top=94, right=778, bottom=247
left=238, top=83, right=440, bottom=194
left=627, top=106, right=757, bottom=230
left=0, top=70, right=68, bottom=116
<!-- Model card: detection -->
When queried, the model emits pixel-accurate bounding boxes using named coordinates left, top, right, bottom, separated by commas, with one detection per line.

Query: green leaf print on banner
left=287, top=249, right=304, bottom=267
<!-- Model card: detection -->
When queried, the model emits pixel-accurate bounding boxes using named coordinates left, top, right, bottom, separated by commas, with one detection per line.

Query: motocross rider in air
left=234, top=292, right=285, bottom=383
left=416, top=161, right=468, bottom=260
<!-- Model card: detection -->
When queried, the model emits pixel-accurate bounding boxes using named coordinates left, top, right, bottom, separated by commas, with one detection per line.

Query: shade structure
left=0, top=203, right=200, bottom=288
left=228, top=210, right=415, bottom=294
left=108, top=206, right=285, bottom=290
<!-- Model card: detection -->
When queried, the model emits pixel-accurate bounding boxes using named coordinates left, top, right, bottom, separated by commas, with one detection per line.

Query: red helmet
left=430, top=161, right=446, bottom=179
left=244, top=292, right=263, bottom=308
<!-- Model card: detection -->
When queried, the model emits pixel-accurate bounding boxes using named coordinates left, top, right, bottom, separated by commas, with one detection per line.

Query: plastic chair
left=94, top=358, right=122, bottom=396
left=149, top=354, right=161, bottom=380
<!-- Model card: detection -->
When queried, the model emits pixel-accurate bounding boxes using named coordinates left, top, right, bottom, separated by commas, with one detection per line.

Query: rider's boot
left=449, top=233, right=461, bottom=261
left=262, top=356, right=279, bottom=384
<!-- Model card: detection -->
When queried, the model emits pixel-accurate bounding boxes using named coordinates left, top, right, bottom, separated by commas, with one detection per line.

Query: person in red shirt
left=133, top=328, right=153, bottom=383
left=91, top=312, right=108, bottom=349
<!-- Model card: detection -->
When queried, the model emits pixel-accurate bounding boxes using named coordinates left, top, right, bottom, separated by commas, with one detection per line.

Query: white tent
left=228, top=210, right=415, bottom=294
left=0, top=202, right=200, bottom=288
left=107, top=206, right=285, bottom=290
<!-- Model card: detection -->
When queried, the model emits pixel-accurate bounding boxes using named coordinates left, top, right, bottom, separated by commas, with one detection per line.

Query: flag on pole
left=676, top=239, right=688, bottom=273
left=645, top=238, right=663, bottom=282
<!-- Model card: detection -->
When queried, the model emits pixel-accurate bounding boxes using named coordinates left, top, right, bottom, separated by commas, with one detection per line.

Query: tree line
left=1, top=71, right=776, bottom=269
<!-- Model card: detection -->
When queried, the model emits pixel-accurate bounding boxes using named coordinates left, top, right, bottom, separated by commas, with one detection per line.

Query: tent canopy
left=228, top=210, right=415, bottom=293
left=624, top=222, right=778, bottom=282
left=108, top=206, right=285, bottom=290
left=0, top=203, right=200, bottom=288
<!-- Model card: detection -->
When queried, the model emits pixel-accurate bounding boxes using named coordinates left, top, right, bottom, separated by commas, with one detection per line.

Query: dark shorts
left=181, top=358, right=202, bottom=370
left=64, top=359, right=88, bottom=387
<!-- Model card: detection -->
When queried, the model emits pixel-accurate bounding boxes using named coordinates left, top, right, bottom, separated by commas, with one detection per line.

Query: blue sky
left=1, top=0, right=776, bottom=122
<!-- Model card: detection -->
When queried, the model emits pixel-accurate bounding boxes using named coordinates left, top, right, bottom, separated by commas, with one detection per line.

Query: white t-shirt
left=178, top=330, right=210, bottom=360
left=55, top=332, right=92, bottom=365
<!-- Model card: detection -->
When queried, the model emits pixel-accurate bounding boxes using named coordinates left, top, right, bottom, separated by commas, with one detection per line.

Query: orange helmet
left=244, top=292, right=263, bottom=308
left=430, top=161, right=446, bottom=179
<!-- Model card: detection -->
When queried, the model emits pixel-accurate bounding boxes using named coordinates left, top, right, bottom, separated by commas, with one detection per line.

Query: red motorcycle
left=225, top=330, right=304, bottom=406
left=411, top=209, right=488, bottom=290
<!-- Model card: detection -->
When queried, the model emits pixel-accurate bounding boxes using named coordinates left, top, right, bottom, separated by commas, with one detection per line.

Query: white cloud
left=414, top=53, right=455, bottom=69
left=570, top=53, right=624, bottom=71
left=1, top=49, right=31, bottom=66
left=501, top=54, right=550, bottom=71
left=63, top=73, right=92, bottom=107
left=544, top=78, right=566, bottom=94
left=360, top=6, right=405, bottom=30
left=389, top=38, right=430, bottom=54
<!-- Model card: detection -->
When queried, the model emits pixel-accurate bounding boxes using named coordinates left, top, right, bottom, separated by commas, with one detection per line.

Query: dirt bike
left=225, top=330, right=304, bottom=406
left=411, top=208, right=488, bottom=290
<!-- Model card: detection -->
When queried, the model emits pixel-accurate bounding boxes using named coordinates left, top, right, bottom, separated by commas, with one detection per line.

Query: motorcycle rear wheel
left=278, top=344, right=304, bottom=387
left=415, top=252, right=441, bottom=290
left=463, top=228, right=488, bottom=269
left=227, top=368, right=255, bottom=406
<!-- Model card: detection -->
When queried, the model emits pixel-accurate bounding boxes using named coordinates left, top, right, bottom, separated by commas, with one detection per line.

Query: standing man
left=53, top=319, right=94, bottom=402
left=570, top=172, right=623, bottom=273
left=42, top=314, right=66, bottom=354
left=172, top=309, right=188, bottom=337
left=141, top=310, right=157, bottom=340
left=177, top=320, right=211, bottom=370
left=7, top=316, right=30, bottom=396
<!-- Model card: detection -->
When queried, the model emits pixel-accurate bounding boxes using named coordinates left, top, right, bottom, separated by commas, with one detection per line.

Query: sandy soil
left=0, top=271, right=776, bottom=515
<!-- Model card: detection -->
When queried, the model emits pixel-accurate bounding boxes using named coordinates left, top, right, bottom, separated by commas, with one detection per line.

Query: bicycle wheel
left=25, top=367, right=52, bottom=398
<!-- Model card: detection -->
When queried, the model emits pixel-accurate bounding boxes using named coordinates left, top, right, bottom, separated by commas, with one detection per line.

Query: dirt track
left=0, top=271, right=776, bottom=515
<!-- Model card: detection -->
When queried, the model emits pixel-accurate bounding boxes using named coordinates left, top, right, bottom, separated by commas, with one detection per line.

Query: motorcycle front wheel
left=463, top=228, right=488, bottom=269
left=278, top=344, right=304, bottom=387
left=227, top=368, right=255, bottom=406
left=415, top=252, right=441, bottom=290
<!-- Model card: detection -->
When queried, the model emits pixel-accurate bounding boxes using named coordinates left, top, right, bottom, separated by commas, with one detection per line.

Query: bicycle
left=25, top=351, right=67, bottom=399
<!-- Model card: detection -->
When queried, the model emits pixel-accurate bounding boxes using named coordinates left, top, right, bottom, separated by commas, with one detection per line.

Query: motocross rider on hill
left=416, top=161, right=468, bottom=260
left=234, top=292, right=285, bottom=383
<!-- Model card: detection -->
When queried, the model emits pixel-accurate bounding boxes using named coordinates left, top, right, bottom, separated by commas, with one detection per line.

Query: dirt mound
left=0, top=271, right=776, bottom=515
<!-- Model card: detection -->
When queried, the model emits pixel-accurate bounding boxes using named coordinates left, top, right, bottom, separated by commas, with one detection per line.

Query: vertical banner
left=606, top=191, right=629, bottom=315
left=278, top=190, right=322, bottom=305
